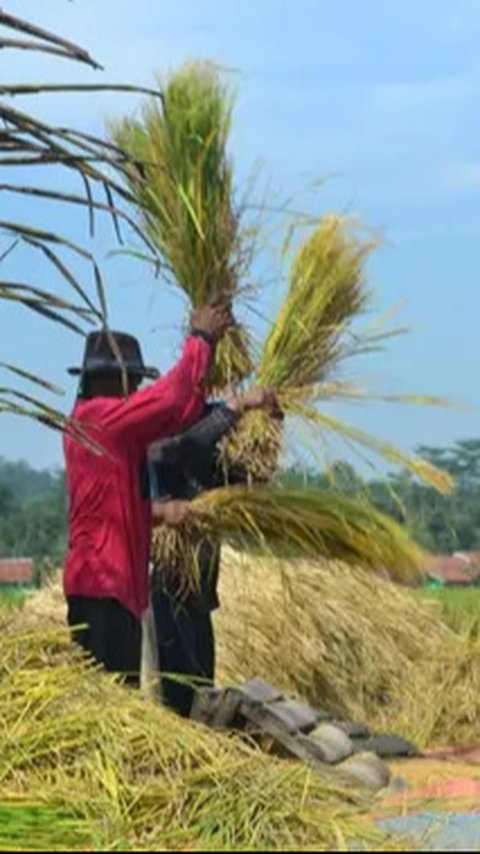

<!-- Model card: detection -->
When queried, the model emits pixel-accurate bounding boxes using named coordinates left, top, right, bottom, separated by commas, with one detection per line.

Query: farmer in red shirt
left=63, top=305, right=231, bottom=685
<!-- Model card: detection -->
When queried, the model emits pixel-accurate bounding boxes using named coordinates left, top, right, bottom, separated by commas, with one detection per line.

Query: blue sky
left=0, top=0, right=479, bottom=471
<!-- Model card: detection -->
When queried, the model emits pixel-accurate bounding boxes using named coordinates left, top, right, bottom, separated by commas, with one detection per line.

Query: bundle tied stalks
left=259, top=215, right=372, bottom=391
left=222, top=216, right=453, bottom=494
left=222, top=216, right=372, bottom=479
left=111, top=61, right=254, bottom=389
left=151, top=485, right=423, bottom=597
left=220, top=408, right=284, bottom=483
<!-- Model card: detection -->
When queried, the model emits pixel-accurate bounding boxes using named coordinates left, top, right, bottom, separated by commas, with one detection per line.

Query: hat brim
left=68, top=365, right=160, bottom=380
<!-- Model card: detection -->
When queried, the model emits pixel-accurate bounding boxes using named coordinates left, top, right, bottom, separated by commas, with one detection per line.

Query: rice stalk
left=220, top=217, right=452, bottom=493
left=257, top=216, right=372, bottom=390
left=110, top=61, right=255, bottom=389
left=219, top=409, right=284, bottom=482
left=292, top=403, right=454, bottom=495
left=151, top=485, right=423, bottom=596
left=0, top=801, right=100, bottom=852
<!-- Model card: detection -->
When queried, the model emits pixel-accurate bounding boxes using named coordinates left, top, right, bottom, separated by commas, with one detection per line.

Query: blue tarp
left=379, top=812, right=480, bottom=851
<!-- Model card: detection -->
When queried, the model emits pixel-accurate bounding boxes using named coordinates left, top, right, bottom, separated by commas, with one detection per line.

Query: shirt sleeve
left=149, top=404, right=239, bottom=464
left=96, top=335, right=211, bottom=447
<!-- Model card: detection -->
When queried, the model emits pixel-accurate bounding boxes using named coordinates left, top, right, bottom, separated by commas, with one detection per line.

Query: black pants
left=67, top=597, right=141, bottom=688
left=152, top=589, right=215, bottom=717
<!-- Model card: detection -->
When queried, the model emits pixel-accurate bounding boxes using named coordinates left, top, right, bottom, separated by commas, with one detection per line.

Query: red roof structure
left=424, top=552, right=480, bottom=586
left=0, top=558, right=34, bottom=585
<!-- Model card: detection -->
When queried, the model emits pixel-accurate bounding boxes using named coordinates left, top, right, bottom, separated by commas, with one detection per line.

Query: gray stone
left=311, top=707, right=333, bottom=724
left=352, top=734, right=419, bottom=759
left=210, top=688, right=246, bottom=728
left=333, top=720, right=372, bottom=740
left=190, top=687, right=225, bottom=725
left=264, top=699, right=320, bottom=734
left=190, top=687, right=246, bottom=729
left=339, top=752, right=392, bottom=791
left=240, top=700, right=331, bottom=774
left=241, top=677, right=284, bottom=705
left=307, top=723, right=354, bottom=764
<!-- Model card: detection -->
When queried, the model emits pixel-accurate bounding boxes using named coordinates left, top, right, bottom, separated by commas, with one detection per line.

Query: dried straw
left=216, top=550, right=480, bottom=749
left=0, top=611, right=395, bottom=852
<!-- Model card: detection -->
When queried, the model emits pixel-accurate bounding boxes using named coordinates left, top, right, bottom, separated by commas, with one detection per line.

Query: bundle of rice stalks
left=221, top=216, right=452, bottom=492
left=111, top=61, right=254, bottom=389
left=151, top=485, right=423, bottom=596
left=216, top=551, right=480, bottom=749
left=220, top=408, right=285, bottom=482
left=258, top=216, right=372, bottom=391
left=221, top=216, right=370, bottom=477
left=0, top=616, right=396, bottom=852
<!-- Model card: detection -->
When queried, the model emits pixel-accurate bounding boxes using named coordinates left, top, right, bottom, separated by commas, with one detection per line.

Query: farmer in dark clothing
left=63, top=305, right=232, bottom=686
left=149, top=389, right=279, bottom=715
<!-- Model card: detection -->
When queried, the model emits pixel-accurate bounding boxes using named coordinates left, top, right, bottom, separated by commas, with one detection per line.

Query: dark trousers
left=67, top=596, right=141, bottom=688
left=152, top=588, right=215, bottom=717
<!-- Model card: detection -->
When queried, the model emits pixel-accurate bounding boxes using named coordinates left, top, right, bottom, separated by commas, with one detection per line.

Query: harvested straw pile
left=111, top=61, right=253, bottom=388
left=20, top=559, right=480, bottom=754
left=216, top=550, right=480, bottom=749
left=16, top=579, right=66, bottom=628
left=0, top=612, right=394, bottom=852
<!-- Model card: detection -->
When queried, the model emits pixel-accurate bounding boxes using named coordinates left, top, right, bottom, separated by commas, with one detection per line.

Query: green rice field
left=418, top=586, right=480, bottom=635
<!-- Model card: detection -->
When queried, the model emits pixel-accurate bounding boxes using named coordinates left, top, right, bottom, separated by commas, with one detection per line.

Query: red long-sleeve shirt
left=63, top=335, right=211, bottom=618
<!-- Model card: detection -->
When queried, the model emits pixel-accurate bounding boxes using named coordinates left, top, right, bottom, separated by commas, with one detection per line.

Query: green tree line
left=1, top=439, right=480, bottom=566
left=281, top=438, right=480, bottom=554
left=0, top=459, right=67, bottom=567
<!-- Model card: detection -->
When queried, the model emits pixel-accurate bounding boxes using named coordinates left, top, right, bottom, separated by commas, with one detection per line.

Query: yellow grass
left=28, top=555, right=479, bottom=754
left=5, top=560, right=478, bottom=850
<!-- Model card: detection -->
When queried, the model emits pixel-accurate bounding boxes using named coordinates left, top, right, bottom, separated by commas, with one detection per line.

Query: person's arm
left=149, top=389, right=281, bottom=484
left=98, top=334, right=211, bottom=446
left=96, top=306, right=232, bottom=447
left=149, top=404, right=240, bottom=465
left=150, top=389, right=281, bottom=461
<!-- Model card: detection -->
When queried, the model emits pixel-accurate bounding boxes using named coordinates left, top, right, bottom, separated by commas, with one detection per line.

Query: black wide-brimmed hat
left=68, top=330, right=160, bottom=379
